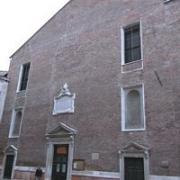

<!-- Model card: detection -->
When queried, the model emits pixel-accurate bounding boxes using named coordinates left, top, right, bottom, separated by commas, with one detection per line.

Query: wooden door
left=51, top=145, right=68, bottom=180
left=124, top=157, right=144, bottom=180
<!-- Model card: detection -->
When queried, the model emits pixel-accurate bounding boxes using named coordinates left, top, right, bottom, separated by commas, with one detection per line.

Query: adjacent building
left=0, top=71, right=8, bottom=122
left=0, top=0, right=179, bottom=180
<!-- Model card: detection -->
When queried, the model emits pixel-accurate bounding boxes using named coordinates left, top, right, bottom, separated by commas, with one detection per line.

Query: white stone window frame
left=9, top=108, right=24, bottom=138
left=53, top=83, right=75, bottom=115
left=120, top=21, right=144, bottom=72
left=121, top=84, right=146, bottom=131
left=16, top=63, right=30, bottom=93
left=1, top=145, right=17, bottom=180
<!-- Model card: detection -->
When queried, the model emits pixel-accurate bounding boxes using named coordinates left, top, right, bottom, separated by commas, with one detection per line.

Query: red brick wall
left=0, top=0, right=179, bottom=177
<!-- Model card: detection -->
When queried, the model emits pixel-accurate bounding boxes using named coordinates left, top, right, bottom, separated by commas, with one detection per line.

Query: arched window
left=126, top=90, right=143, bottom=129
left=9, top=109, right=23, bottom=138
left=12, top=111, right=22, bottom=136
left=121, top=85, right=145, bottom=131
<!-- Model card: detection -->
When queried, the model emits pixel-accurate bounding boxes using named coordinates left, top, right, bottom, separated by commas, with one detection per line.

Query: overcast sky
left=0, top=0, right=69, bottom=71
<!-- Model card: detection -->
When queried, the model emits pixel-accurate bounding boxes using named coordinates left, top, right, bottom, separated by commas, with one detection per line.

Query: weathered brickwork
left=0, top=0, right=180, bottom=179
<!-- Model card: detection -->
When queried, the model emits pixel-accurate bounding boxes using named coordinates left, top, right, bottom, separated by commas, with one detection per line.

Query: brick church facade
left=0, top=0, right=179, bottom=180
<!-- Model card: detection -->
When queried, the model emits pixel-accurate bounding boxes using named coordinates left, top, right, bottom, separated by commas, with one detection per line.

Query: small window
left=17, top=62, right=30, bottom=92
left=9, top=109, right=23, bottom=137
left=123, top=23, right=141, bottom=64
left=121, top=85, right=145, bottom=131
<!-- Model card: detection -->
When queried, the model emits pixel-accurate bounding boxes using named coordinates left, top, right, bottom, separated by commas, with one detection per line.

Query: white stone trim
left=53, top=94, right=75, bottom=115
left=53, top=83, right=75, bottom=115
left=150, top=175, right=180, bottom=180
left=3, top=166, right=180, bottom=180
left=119, top=151, right=149, bottom=180
left=164, top=0, right=174, bottom=4
left=45, top=140, right=74, bottom=180
left=4, top=145, right=18, bottom=152
left=9, top=110, right=16, bottom=138
left=59, top=122, right=77, bottom=134
left=16, top=64, right=23, bottom=93
left=120, top=21, right=143, bottom=65
left=16, top=63, right=30, bottom=93
left=120, top=20, right=144, bottom=73
left=140, top=20, right=144, bottom=70
left=121, top=61, right=143, bottom=74
left=72, top=170, right=120, bottom=178
left=72, top=171, right=180, bottom=180
left=8, top=108, right=24, bottom=138
left=14, top=166, right=45, bottom=172
left=46, top=122, right=77, bottom=137
left=121, top=26, right=125, bottom=65
left=1, top=146, right=17, bottom=180
left=121, top=84, right=146, bottom=131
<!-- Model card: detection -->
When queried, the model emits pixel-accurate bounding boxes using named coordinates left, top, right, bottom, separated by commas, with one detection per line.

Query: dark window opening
left=19, top=63, right=30, bottom=91
left=124, top=23, right=141, bottom=63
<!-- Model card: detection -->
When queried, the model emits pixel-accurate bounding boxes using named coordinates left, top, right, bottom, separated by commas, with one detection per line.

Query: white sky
left=0, top=0, right=69, bottom=71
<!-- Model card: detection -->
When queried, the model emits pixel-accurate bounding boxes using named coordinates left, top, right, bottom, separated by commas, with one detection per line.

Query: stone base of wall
left=13, top=170, right=117, bottom=180
left=72, top=176, right=117, bottom=180
left=14, top=170, right=44, bottom=180
left=12, top=169, right=180, bottom=180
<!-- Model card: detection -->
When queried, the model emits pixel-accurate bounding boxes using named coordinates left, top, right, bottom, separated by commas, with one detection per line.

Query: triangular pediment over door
left=46, top=122, right=77, bottom=138
left=45, top=122, right=76, bottom=180
left=122, top=142, right=149, bottom=153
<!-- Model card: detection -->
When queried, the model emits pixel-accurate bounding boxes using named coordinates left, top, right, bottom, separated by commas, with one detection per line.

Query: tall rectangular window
left=121, top=85, right=145, bottom=131
left=17, top=62, right=30, bottom=91
left=124, top=23, right=141, bottom=64
left=9, top=109, right=23, bottom=138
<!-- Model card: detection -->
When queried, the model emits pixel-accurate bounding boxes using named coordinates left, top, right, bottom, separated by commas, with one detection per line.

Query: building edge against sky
left=0, top=0, right=180, bottom=180
left=0, top=0, right=70, bottom=71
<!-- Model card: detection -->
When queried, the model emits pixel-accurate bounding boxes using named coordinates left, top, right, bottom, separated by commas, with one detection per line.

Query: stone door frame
left=1, top=145, right=17, bottom=180
left=119, top=142, right=150, bottom=180
left=45, top=122, right=77, bottom=180
left=45, top=139, right=74, bottom=180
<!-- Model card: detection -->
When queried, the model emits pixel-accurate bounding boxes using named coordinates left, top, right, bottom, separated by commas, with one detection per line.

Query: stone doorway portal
left=45, top=122, right=77, bottom=180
